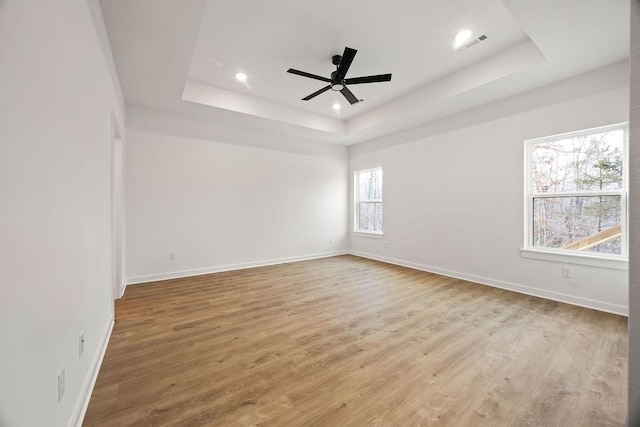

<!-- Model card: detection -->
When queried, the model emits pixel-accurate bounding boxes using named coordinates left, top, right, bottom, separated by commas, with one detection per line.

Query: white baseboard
left=117, top=282, right=127, bottom=299
left=350, top=250, right=628, bottom=316
left=72, top=315, right=115, bottom=427
left=126, top=249, right=627, bottom=315
left=126, top=250, right=349, bottom=285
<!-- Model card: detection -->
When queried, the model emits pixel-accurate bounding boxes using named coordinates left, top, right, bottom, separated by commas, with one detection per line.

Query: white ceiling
left=99, top=0, right=629, bottom=146
left=187, top=0, right=529, bottom=120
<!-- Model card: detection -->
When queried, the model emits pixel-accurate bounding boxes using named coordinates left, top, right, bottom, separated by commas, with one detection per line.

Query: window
left=355, top=167, right=383, bottom=234
left=524, top=123, right=627, bottom=259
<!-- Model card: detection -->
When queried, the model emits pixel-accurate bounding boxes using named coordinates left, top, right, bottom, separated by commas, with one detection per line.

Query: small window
left=524, top=123, right=627, bottom=258
left=354, top=167, right=383, bottom=234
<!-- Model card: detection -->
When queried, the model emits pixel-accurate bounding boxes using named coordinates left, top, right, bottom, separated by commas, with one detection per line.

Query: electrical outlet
left=384, top=242, right=389, bottom=249
left=562, top=267, right=573, bottom=279
left=169, top=252, right=177, bottom=261
left=329, top=238, right=333, bottom=245
left=58, top=369, right=65, bottom=401
left=79, top=333, right=85, bottom=358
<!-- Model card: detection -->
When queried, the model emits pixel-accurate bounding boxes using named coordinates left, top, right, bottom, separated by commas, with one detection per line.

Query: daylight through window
left=355, top=168, right=383, bottom=233
left=525, top=123, right=627, bottom=257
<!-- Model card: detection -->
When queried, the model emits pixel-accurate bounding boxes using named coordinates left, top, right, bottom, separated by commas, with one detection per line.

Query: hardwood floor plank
left=84, top=255, right=627, bottom=426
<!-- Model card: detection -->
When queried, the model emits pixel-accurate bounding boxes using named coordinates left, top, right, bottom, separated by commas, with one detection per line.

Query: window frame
left=354, top=167, right=383, bottom=236
left=522, top=123, right=629, bottom=268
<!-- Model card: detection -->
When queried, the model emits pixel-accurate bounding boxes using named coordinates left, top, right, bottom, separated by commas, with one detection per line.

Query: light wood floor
left=84, top=255, right=627, bottom=426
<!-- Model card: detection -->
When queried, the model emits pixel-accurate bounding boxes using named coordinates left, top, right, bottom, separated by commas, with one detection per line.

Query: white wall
left=125, top=109, right=348, bottom=283
left=0, top=0, right=124, bottom=425
left=350, top=64, right=629, bottom=315
left=628, top=0, right=640, bottom=422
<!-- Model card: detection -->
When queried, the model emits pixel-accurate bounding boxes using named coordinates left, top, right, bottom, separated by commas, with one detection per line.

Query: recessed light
left=453, top=30, right=472, bottom=50
left=332, top=103, right=341, bottom=111
left=235, top=72, right=247, bottom=82
left=455, top=33, right=487, bottom=52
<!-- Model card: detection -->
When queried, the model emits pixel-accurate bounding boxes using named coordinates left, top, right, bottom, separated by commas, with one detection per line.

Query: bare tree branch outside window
left=529, top=127, right=625, bottom=254
left=356, top=168, right=382, bottom=232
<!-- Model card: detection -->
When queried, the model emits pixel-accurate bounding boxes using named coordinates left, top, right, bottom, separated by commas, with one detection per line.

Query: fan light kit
left=287, top=47, right=392, bottom=105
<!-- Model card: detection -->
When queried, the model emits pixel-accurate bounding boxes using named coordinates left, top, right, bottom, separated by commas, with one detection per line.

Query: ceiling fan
left=287, top=47, right=392, bottom=105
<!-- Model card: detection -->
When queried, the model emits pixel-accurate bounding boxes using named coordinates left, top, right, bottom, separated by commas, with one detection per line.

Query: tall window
left=355, top=167, right=383, bottom=233
left=525, top=123, right=627, bottom=257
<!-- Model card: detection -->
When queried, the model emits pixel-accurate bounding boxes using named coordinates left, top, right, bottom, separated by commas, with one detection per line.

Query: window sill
left=520, top=248, right=628, bottom=270
left=353, top=231, right=384, bottom=239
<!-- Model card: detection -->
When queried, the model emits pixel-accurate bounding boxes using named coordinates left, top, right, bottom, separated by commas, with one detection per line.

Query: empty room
left=2, top=0, right=640, bottom=426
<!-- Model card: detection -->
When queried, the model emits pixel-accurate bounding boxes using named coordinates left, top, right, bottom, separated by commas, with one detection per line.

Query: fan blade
left=287, top=68, right=331, bottom=83
left=302, top=85, right=331, bottom=101
left=345, top=74, right=392, bottom=85
left=340, top=86, right=360, bottom=104
left=335, top=47, right=357, bottom=81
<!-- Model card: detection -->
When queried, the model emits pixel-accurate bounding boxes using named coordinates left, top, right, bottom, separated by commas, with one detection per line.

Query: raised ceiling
left=99, top=0, right=629, bottom=145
